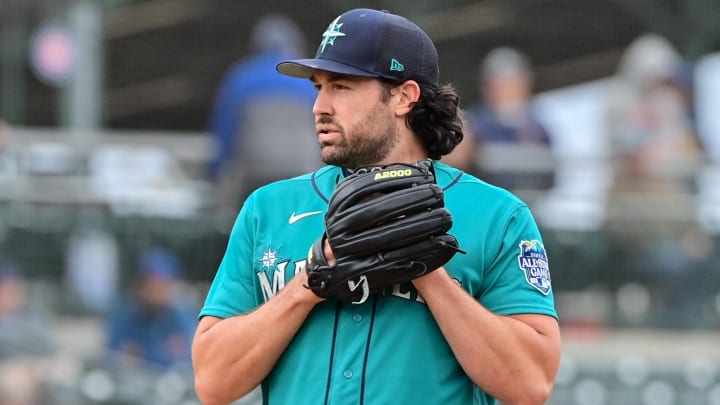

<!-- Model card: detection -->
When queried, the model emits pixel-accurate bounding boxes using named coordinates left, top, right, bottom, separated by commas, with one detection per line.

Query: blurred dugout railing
left=0, top=126, right=227, bottom=284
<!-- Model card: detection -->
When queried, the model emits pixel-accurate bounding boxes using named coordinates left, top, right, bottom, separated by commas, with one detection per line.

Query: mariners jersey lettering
left=200, top=162, right=557, bottom=405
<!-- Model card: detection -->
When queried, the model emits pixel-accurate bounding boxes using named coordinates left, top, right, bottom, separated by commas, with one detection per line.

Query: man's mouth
left=317, top=126, right=340, bottom=143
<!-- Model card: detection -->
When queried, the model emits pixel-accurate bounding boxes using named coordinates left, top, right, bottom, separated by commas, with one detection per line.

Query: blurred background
left=1, top=0, right=719, bottom=404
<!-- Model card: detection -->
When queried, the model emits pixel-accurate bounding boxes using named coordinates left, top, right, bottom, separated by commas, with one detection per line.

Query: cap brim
left=277, top=58, right=379, bottom=79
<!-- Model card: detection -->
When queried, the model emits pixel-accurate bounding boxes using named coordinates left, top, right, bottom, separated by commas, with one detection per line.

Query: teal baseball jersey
left=200, top=161, right=557, bottom=405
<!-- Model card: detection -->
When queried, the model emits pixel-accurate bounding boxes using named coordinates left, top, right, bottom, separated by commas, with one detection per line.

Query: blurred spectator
left=0, top=262, right=54, bottom=358
left=0, top=262, right=54, bottom=405
left=462, top=47, right=555, bottom=190
left=606, top=33, right=704, bottom=193
left=603, top=35, right=710, bottom=329
left=105, top=249, right=197, bottom=372
left=208, top=14, right=319, bottom=210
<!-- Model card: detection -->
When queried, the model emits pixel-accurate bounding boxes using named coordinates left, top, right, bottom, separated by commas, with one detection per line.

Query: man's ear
left=394, top=80, right=421, bottom=117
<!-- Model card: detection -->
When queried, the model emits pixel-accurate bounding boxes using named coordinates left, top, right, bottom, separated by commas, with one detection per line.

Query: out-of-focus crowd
left=0, top=249, right=199, bottom=405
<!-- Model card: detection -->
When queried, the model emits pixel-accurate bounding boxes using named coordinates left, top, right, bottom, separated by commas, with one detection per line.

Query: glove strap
left=305, top=235, right=331, bottom=295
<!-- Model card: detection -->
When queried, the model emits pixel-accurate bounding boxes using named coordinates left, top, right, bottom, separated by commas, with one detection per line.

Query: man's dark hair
left=408, top=84, right=464, bottom=159
left=381, top=81, right=464, bottom=160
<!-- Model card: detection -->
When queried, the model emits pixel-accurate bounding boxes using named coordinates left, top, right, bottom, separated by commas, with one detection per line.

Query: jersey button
left=343, top=369, right=353, bottom=379
left=352, top=313, right=363, bottom=322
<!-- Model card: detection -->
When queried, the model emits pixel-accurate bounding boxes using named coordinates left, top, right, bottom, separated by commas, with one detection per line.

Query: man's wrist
left=290, top=268, right=326, bottom=305
left=412, top=266, right=449, bottom=290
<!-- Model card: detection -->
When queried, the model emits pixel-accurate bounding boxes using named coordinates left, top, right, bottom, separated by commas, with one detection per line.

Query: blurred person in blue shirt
left=463, top=47, right=555, bottom=191
left=105, top=249, right=197, bottom=372
left=208, top=14, right=319, bottom=210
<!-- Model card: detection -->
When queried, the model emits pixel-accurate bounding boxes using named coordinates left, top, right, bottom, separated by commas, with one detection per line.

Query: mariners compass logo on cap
left=276, top=8, right=439, bottom=89
left=319, top=16, right=346, bottom=53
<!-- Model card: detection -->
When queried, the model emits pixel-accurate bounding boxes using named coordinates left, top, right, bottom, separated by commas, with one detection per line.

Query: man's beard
left=319, top=106, right=400, bottom=170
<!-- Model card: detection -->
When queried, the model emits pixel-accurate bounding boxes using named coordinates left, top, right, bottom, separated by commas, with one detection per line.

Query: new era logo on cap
left=277, top=8, right=439, bottom=89
left=390, top=58, right=404, bottom=72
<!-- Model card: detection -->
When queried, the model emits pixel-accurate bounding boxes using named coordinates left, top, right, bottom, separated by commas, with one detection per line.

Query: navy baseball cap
left=277, top=8, right=439, bottom=89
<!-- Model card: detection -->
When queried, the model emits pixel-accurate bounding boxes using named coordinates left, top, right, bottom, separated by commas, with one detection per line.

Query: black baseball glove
left=305, top=159, right=463, bottom=304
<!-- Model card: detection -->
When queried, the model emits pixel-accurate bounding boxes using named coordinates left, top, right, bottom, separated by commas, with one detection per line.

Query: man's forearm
left=193, top=273, right=322, bottom=405
left=413, top=268, right=561, bottom=405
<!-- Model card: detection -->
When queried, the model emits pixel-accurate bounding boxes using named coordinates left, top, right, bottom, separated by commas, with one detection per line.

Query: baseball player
left=192, top=8, right=560, bottom=405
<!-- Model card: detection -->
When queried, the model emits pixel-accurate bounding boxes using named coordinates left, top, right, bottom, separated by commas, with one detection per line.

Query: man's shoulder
left=435, top=162, right=527, bottom=206
left=435, top=162, right=501, bottom=190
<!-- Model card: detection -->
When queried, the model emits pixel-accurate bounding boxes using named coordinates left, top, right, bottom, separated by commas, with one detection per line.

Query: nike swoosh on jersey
left=288, top=211, right=323, bottom=224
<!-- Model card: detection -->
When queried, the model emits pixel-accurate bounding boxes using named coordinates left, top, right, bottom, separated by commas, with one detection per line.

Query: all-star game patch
left=517, top=240, right=551, bottom=295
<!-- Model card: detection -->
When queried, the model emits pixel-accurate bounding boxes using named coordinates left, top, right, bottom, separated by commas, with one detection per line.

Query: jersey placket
left=325, top=298, right=377, bottom=405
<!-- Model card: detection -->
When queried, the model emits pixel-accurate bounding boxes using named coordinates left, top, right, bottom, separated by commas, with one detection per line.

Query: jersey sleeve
left=477, top=205, right=558, bottom=319
left=199, top=193, right=259, bottom=319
